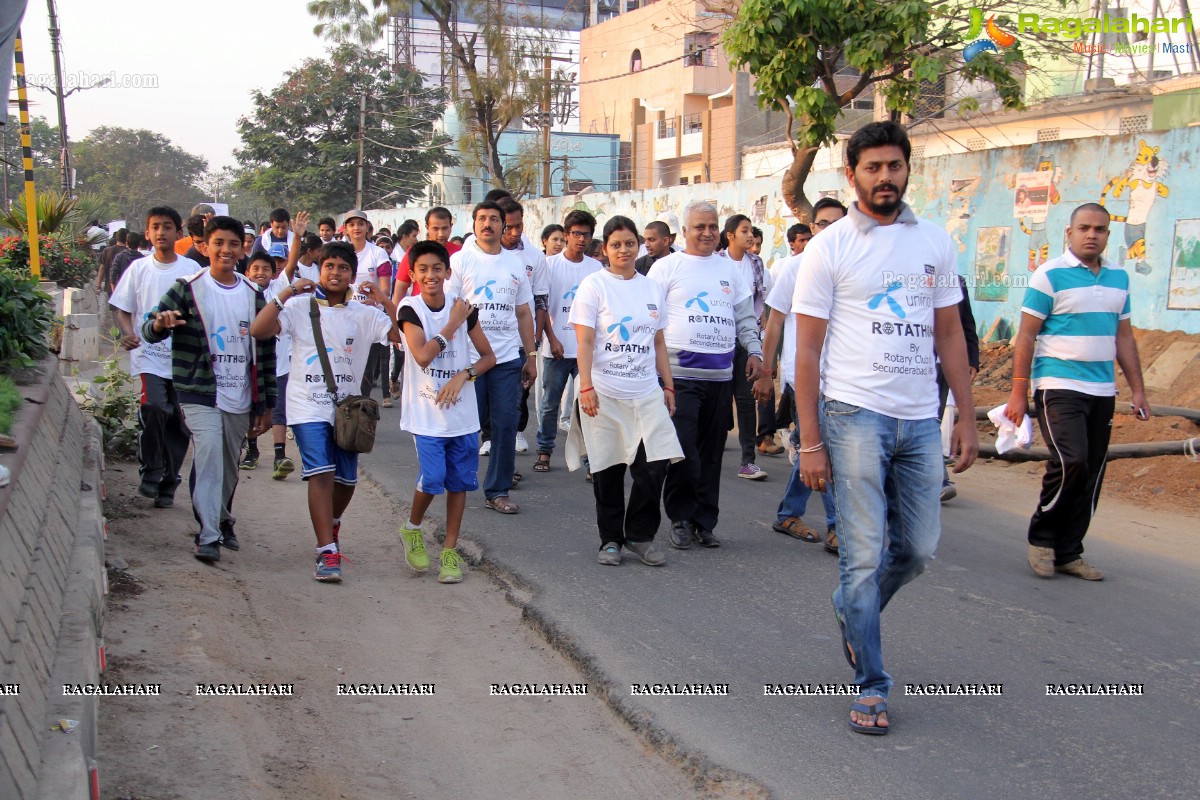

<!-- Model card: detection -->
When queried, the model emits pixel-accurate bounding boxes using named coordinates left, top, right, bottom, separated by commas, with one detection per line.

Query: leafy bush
left=75, top=340, right=140, bottom=457
left=0, top=267, right=52, bottom=369
left=0, top=234, right=96, bottom=288
left=0, top=374, right=20, bottom=434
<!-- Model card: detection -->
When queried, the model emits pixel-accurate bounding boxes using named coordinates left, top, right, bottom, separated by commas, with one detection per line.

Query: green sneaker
left=272, top=456, right=295, bottom=480
left=399, top=525, right=429, bottom=572
left=438, top=547, right=464, bottom=584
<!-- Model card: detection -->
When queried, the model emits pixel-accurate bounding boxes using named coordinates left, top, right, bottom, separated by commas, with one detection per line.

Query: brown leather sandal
left=772, top=517, right=821, bottom=543
left=485, top=496, right=520, bottom=514
left=533, top=453, right=551, bottom=472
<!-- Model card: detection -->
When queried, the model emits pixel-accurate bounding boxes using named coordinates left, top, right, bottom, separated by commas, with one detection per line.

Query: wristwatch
left=466, top=367, right=478, bottom=382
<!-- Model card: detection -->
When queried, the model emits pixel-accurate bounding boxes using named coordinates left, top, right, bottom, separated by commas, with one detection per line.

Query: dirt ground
left=970, top=328, right=1200, bottom=512
left=97, top=457, right=760, bottom=800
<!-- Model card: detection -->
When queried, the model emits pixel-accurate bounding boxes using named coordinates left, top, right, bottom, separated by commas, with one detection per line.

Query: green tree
left=71, top=127, right=207, bottom=226
left=0, top=115, right=60, bottom=208
left=724, top=0, right=1073, bottom=220
left=235, top=44, right=454, bottom=214
left=308, top=0, right=561, bottom=193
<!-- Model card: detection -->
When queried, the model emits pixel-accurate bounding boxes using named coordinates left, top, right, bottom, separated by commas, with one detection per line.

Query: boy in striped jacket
left=143, top=216, right=276, bottom=563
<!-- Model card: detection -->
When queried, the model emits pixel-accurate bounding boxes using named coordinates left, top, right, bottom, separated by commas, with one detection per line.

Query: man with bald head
left=648, top=201, right=764, bottom=549
left=1007, top=202, right=1149, bottom=582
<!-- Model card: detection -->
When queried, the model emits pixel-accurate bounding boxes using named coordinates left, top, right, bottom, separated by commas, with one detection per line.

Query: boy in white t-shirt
left=142, top=217, right=276, bottom=564
left=396, top=241, right=497, bottom=583
left=109, top=205, right=201, bottom=508
left=250, top=240, right=399, bottom=583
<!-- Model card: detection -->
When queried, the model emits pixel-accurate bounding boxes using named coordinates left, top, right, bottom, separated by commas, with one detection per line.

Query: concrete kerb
left=34, top=418, right=105, bottom=800
left=357, top=470, right=770, bottom=800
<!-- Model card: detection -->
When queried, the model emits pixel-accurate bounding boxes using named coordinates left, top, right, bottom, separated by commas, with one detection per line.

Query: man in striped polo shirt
left=1006, top=203, right=1149, bottom=581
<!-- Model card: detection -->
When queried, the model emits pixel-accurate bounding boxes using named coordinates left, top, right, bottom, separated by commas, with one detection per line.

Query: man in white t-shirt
left=343, top=209, right=394, bottom=401
left=648, top=201, right=763, bottom=550
left=754, top=197, right=846, bottom=547
left=497, top=198, right=549, bottom=458
left=109, top=205, right=201, bottom=507
left=534, top=209, right=602, bottom=469
left=792, top=122, right=977, bottom=735
left=447, top=200, right=537, bottom=514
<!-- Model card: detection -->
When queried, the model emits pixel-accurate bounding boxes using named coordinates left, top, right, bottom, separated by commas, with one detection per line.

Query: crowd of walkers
left=100, top=121, right=1148, bottom=736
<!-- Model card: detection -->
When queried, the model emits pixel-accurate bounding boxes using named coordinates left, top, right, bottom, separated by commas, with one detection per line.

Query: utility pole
left=355, top=93, right=367, bottom=209
left=46, top=0, right=72, bottom=194
left=541, top=55, right=551, bottom=198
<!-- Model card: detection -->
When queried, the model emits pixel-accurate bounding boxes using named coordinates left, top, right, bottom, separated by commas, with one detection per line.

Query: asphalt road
left=362, top=415, right=1200, bottom=800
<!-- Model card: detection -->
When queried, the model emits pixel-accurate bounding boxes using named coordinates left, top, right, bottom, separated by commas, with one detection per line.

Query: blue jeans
left=821, top=397, right=942, bottom=700
left=476, top=357, right=522, bottom=499
left=536, top=356, right=578, bottom=454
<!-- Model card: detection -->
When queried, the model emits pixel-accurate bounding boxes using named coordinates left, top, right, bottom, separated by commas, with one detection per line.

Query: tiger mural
left=1099, top=140, right=1170, bottom=275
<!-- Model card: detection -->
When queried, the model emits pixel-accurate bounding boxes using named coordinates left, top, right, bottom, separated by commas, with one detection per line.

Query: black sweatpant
left=732, top=344, right=758, bottom=464
left=360, top=343, right=389, bottom=399
left=592, top=443, right=668, bottom=547
left=1027, top=389, right=1115, bottom=565
left=664, top=378, right=733, bottom=533
left=774, top=383, right=795, bottom=430
left=137, top=374, right=190, bottom=495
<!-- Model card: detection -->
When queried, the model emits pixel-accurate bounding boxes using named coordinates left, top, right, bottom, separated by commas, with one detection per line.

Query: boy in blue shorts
left=250, top=240, right=400, bottom=582
left=397, top=240, right=496, bottom=583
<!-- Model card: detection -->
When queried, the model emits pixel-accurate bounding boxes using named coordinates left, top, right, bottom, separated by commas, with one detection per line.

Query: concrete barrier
left=0, top=358, right=106, bottom=800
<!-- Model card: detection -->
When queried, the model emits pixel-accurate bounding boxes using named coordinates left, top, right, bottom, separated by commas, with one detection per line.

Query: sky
left=15, top=0, right=332, bottom=172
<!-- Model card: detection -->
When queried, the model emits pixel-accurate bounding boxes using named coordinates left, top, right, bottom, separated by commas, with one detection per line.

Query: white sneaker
left=515, top=432, right=529, bottom=452
left=780, top=428, right=797, bottom=465
left=558, top=419, right=571, bottom=433
left=479, top=440, right=491, bottom=456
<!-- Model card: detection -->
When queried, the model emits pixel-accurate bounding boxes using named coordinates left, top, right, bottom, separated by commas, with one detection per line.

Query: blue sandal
left=832, top=598, right=855, bottom=669
left=849, top=699, right=888, bottom=735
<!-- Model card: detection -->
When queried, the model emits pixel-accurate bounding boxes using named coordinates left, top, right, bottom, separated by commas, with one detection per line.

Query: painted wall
left=369, top=129, right=1200, bottom=335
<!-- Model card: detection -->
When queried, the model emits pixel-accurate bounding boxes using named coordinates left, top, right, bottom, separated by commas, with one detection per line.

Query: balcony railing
left=682, top=113, right=703, bottom=134
left=656, top=119, right=677, bottom=139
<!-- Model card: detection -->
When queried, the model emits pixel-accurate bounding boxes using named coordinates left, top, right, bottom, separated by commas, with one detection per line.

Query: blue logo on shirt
left=306, top=347, right=334, bottom=365
left=868, top=281, right=907, bottom=319
left=209, top=326, right=227, bottom=351
left=474, top=280, right=497, bottom=300
left=685, top=292, right=710, bottom=312
left=607, top=316, right=633, bottom=341
left=564, top=284, right=578, bottom=300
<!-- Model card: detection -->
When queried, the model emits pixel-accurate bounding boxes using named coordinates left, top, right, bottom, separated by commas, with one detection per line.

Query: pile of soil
left=970, top=328, right=1200, bottom=513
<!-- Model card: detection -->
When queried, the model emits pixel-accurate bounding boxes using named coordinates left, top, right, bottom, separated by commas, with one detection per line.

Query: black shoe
left=690, top=523, right=720, bottom=548
left=138, top=480, right=160, bottom=499
left=154, top=493, right=174, bottom=509
left=193, top=535, right=221, bottom=563
left=219, top=522, right=240, bottom=551
left=668, top=521, right=691, bottom=550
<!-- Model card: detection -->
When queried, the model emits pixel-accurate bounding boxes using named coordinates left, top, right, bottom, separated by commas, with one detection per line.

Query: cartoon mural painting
left=946, top=178, right=978, bottom=254
left=1100, top=139, right=1169, bottom=275
left=1012, top=156, right=1062, bottom=270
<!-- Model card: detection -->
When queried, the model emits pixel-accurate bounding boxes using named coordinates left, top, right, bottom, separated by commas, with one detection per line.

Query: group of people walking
left=104, top=120, right=1149, bottom=736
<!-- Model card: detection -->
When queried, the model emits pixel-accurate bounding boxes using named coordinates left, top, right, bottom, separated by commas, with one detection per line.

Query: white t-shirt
left=350, top=241, right=393, bottom=303
left=276, top=299, right=393, bottom=425
left=792, top=207, right=960, bottom=420
left=108, top=254, right=202, bottom=378
left=504, top=242, right=549, bottom=317
left=397, top=293, right=480, bottom=437
left=542, top=253, right=603, bottom=359
left=570, top=270, right=668, bottom=399
left=297, top=260, right=320, bottom=283
left=646, top=251, right=752, bottom=354
left=197, top=274, right=258, bottom=414
left=722, top=250, right=773, bottom=327
left=263, top=274, right=292, bottom=377
left=765, top=252, right=802, bottom=389
left=447, top=242, right=532, bottom=364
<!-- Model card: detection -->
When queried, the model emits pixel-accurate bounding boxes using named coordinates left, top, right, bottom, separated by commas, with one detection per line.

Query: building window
left=461, top=177, right=472, bottom=204
left=1119, top=115, right=1148, bottom=135
left=911, top=145, right=926, bottom=158
left=680, top=177, right=689, bottom=185
left=684, top=32, right=717, bottom=67
left=694, top=175, right=702, bottom=184
left=631, top=49, right=642, bottom=72
left=967, top=137, right=987, bottom=151
left=657, top=118, right=677, bottom=139
left=1037, top=128, right=1060, bottom=143
left=682, top=113, right=703, bottom=134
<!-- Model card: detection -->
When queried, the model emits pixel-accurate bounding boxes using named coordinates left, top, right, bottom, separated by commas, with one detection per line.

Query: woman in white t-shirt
left=570, top=216, right=684, bottom=568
